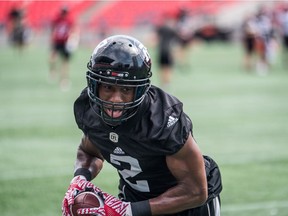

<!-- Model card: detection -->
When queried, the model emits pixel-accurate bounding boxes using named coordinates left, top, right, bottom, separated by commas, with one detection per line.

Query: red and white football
left=70, top=191, right=103, bottom=216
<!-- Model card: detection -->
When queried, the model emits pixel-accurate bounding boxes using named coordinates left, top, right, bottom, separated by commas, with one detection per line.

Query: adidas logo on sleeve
left=167, top=116, right=179, bottom=128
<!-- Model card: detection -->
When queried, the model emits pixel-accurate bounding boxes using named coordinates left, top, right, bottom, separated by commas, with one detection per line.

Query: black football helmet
left=86, top=35, right=152, bottom=126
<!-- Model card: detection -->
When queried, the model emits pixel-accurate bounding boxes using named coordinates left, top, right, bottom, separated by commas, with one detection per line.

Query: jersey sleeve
left=145, top=87, right=193, bottom=155
left=161, top=105, right=193, bottom=155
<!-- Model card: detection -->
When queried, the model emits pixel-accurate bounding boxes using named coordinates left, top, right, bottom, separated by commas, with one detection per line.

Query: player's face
left=98, top=83, right=135, bottom=118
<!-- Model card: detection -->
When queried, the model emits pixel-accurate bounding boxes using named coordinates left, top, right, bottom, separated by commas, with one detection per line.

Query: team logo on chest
left=109, top=132, right=119, bottom=143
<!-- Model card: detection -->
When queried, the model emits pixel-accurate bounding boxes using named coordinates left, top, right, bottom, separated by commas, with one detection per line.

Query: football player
left=49, top=6, right=78, bottom=91
left=62, top=35, right=222, bottom=216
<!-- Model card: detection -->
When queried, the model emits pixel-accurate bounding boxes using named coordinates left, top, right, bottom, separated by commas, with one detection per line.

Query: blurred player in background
left=62, top=35, right=222, bottom=216
left=154, top=11, right=183, bottom=91
left=241, top=14, right=257, bottom=71
left=254, top=6, right=275, bottom=75
left=175, top=8, right=194, bottom=72
left=278, top=5, right=288, bottom=69
left=6, top=6, right=31, bottom=54
left=49, top=6, right=79, bottom=91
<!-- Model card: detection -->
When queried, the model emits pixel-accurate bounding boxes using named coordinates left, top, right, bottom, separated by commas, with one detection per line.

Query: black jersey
left=74, top=85, right=193, bottom=202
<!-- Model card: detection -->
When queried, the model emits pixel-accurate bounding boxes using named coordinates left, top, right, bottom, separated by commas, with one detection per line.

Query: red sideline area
left=0, top=0, right=237, bottom=30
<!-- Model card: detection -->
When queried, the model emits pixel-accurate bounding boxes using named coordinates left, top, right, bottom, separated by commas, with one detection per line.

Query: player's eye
left=101, top=84, right=113, bottom=90
left=121, top=87, right=134, bottom=93
left=122, top=87, right=133, bottom=92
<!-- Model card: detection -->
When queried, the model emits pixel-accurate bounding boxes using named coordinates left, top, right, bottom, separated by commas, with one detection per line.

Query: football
left=70, top=191, right=103, bottom=216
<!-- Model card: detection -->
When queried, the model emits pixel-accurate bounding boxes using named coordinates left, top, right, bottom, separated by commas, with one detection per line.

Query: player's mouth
left=105, top=108, right=123, bottom=118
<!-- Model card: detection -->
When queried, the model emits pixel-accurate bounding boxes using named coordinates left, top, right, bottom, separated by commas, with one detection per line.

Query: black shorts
left=283, top=35, right=288, bottom=50
left=53, top=42, right=71, bottom=60
left=159, top=51, right=173, bottom=67
left=243, top=36, right=256, bottom=54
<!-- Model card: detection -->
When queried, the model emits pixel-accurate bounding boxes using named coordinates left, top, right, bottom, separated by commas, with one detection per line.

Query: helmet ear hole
left=135, top=87, right=143, bottom=100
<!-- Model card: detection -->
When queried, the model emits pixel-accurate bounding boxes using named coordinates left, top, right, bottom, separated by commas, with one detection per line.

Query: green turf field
left=1, top=40, right=288, bottom=216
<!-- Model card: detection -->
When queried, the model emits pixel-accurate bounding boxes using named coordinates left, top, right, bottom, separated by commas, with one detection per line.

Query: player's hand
left=62, top=175, right=98, bottom=216
left=77, top=191, right=132, bottom=216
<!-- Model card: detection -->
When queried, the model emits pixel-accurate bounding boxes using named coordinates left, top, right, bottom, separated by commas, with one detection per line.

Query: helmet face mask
left=86, top=35, right=152, bottom=126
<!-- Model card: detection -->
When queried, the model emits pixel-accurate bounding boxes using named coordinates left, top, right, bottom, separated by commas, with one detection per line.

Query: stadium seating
left=88, top=1, right=238, bottom=29
left=0, top=1, right=96, bottom=30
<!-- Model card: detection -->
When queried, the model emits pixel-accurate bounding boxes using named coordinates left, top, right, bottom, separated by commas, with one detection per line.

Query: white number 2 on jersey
left=110, top=154, right=150, bottom=192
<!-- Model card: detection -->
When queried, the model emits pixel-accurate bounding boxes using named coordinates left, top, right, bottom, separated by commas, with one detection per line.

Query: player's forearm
left=149, top=183, right=207, bottom=215
left=74, top=147, right=103, bottom=180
